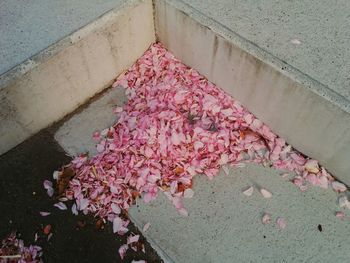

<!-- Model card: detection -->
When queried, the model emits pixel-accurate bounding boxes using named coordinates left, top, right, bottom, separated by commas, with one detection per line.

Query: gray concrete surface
left=55, top=86, right=350, bottom=263
left=178, top=0, right=350, bottom=103
left=155, top=0, right=350, bottom=185
left=55, top=86, right=127, bottom=157
left=130, top=165, right=350, bottom=263
left=0, top=0, right=127, bottom=75
left=0, top=0, right=155, bottom=156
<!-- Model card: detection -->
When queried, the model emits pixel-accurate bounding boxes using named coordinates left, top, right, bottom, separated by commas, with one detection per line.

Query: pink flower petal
left=242, top=186, right=254, bottom=197
left=127, top=234, right=140, bottom=245
left=111, top=203, right=121, bottom=214
left=276, top=217, right=287, bottom=230
left=142, top=222, right=150, bottom=232
left=335, top=211, right=345, bottom=220
left=39, top=211, right=51, bottom=217
left=113, top=217, right=123, bottom=233
left=54, top=202, right=67, bottom=210
left=262, top=213, right=271, bottom=224
left=71, top=204, right=78, bottom=215
left=304, top=160, right=319, bottom=174
left=331, top=181, right=347, bottom=193
left=118, top=244, right=128, bottom=260
left=260, top=188, right=272, bottom=198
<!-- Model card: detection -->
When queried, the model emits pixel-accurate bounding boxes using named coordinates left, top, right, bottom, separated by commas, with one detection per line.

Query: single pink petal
left=276, top=218, right=287, bottom=230
left=260, top=188, right=272, bottom=198
left=71, top=204, right=78, bottom=215
left=47, top=187, right=54, bottom=197
left=335, top=211, right=345, bottom=220
left=143, top=222, right=150, bottom=232
left=118, top=244, right=128, bottom=260
left=39, top=211, right=51, bottom=217
left=280, top=173, right=289, bottom=179
left=52, top=171, right=59, bottom=180
left=113, top=106, right=123, bottom=113
left=338, top=196, right=350, bottom=208
left=178, top=207, right=188, bottom=217
left=113, top=217, right=123, bottom=233
left=291, top=38, right=301, bottom=45
left=242, top=186, right=254, bottom=197
left=127, top=234, right=140, bottom=245
left=331, top=181, right=347, bottom=193
left=43, top=180, right=53, bottom=189
left=47, top=233, right=53, bottom=241
left=194, top=141, right=204, bottom=151
left=262, top=213, right=271, bottom=224
left=54, top=202, right=67, bottom=210
left=92, top=131, right=100, bottom=141
left=111, top=203, right=121, bottom=214
left=317, top=175, right=329, bottom=189
left=222, top=165, right=229, bottom=175
left=304, top=160, right=319, bottom=174
left=78, top=198, right=89, bottom=211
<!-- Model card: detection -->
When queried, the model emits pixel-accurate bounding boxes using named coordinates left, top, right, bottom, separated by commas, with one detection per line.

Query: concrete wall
left=0, top=0, right=155, bottom=155
left=155, top=0, right=350, bottom=185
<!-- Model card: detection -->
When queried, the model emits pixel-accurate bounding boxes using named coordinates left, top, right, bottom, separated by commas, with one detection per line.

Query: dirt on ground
left=0, top=129, right=162, bottom=263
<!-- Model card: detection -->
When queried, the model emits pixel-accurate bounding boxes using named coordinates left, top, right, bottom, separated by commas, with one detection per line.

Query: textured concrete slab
left=55, top=86, right=126, bottom=157
left=0, top=0, right=127, bottom=75
left=129, top=164, right=350, bottom=263
left=155, top=0, right=350, bottom=185
left=178, top=0, right=350, bottom=103
left=55, top=84, right=350, bottom=263
left=0, top=0, right=155, bottom=155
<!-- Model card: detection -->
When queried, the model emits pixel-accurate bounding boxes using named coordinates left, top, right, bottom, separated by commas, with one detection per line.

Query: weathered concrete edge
left=0, top=0, right=142, bottom=88
left=160, top=0, right=350, bottom=114
left=129, top=212, right=175, bottom=263
left=0, top=0, right=155, bottom=155
left=155, top=0, right=350, bottom=185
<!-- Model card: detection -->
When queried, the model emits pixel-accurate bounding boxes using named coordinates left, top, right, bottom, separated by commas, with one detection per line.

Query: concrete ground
left=55, top=86, right=350, bottom=263
left=0, top=0, right=128, bottom=75
left=0, top=100, right=162, bottom=262
left=178, top=0, right=350, bottom=102
left=1, top=0, right=349, bottom=101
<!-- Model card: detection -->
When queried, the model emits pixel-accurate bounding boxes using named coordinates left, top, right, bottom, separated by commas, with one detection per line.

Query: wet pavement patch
left=0, top=130, right=161, bottom=263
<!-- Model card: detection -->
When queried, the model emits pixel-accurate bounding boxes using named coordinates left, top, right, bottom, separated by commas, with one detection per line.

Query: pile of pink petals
left=0, top=232, right=42, bottom=263
left=58, top=43, right=348, bottom=232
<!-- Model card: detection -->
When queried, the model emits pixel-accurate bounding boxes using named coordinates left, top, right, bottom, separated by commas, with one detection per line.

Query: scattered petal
left=305, top=160, right=319, bottom=174
left=118, top=244, right=128, bottom=260
left=127, top=234, right=140, bottom=245
left=142, top=222, right=150, bottom=232
left=43, top=225, right=51, bottom=235
left=54, top=202, right=67, bottom=210
left=262, top=213, right=271, bottom=224
left=331, top=181, right=347, bottom=193
left=338, top=196, right=350, bottom=209
left=276, top=218, right=287, bottom=230
left=39, top=211, right=51, bottom=217
left=113, top=217, right=123, bottom=233
left=242, top=186, right=254, bottom=197
left=335, top=211, right=345, bottom=220
left=71, top=203, right=78, bottom=215
left=260, top=188, right=272, bottom=198
left=291, top=38, right=301, bottom=45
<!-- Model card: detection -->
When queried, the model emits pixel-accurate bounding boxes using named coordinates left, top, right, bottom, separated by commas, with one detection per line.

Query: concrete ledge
left=155, top=0, right=350, bottom=185
left=0, top=0, right=155, bottom=155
